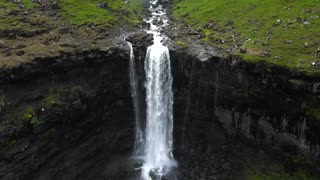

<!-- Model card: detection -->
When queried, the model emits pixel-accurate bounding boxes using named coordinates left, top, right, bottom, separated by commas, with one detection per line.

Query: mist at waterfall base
left=128, top=0, right=177, bottom=179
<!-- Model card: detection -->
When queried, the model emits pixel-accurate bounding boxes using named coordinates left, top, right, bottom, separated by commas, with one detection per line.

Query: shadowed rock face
left=0, top=44, right=320, bottom=179
left=170, top=50, right=320, bottom=160
left=0, top=50, right=136, bottom=180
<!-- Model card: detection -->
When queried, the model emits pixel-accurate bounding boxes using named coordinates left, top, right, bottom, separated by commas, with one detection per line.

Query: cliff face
left=171, top=50, right=320, bottom=157
left=0, top=48, right=136, bottom=179
left=0, top=42, right=319, bottom=179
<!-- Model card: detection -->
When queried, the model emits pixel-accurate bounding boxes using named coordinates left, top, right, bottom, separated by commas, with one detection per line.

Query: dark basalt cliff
left=0, top=37, right=320, bottom=179
left=0, top=47, right=136, bottom=179
left=171, top=50, right=320, bottom=155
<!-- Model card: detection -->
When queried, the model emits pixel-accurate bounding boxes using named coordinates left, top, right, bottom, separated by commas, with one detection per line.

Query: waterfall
left=142, top=0, right=177, bottom=179
left=128, top=42, right=145, bottom=155
left=142, top=37, right=176, bottom=179
left=128, top=0, right=177, bottom=179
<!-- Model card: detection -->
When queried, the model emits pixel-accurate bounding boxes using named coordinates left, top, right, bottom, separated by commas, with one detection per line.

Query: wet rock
left=125, top=31, right=154, bottom=50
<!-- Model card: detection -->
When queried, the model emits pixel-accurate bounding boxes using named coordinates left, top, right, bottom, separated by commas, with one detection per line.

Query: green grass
left=0, top=0, right=17, bottom=9
left=21, top=0, right=33, bottom=8
left=0, top=0, right=144, bottom=26
left=172, top=0, right=320, bottom=74
left=59, top=0, right=143, bottom=26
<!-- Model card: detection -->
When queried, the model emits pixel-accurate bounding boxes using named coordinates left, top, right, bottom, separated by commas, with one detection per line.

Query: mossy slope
left=172, top=0, right=320, bottom=74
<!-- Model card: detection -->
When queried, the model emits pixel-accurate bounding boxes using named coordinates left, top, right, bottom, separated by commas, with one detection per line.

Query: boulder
left=125, top=31, right=154, bottom=50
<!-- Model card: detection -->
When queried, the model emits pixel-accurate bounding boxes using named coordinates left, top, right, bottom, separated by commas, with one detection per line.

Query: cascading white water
left=128, top=42, right=145, bottom=155
left=128, top=0, right=177, bottom=179
left=142, top=0, right=177, bottom=179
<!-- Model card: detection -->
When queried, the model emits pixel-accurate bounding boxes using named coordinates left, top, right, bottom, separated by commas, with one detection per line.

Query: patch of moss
left=22, top=106, right=39, bottom=127
left=301, top=95, right=320, bottom=123
left=40, top=93, right=61, bottom=108
left=176, top=40, right=186, bottom=46
left=172, top=0, right=320, bottom=74
left=9, top=139, right=17, bottom=146
left=39, top=128, right=56, bottom=141
left=241, top=157, right=318, bottom=180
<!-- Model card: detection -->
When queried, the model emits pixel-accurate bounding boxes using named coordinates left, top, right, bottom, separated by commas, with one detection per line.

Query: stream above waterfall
left=128, top=0, right=177, bottom=179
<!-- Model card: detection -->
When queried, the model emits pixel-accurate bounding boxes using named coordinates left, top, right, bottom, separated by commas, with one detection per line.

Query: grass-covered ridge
left=59, top=0, right=143, bottom=26
left=0, top=0, right=144, bottom=26
left=172, top=0, right=320, bottom=74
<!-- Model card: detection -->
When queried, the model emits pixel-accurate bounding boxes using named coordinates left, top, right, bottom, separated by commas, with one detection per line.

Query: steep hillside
left=0, top=0, right=143, bottom=67
left=172, top=0, right=320, bottom=75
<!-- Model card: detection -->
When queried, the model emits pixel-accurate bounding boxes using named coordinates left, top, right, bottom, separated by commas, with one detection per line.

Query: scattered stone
left=0, top=40, right=6, bottom=48
left=311, top=60, right=320, bottom=67
left=225, top=20, right=234, bottom=26
left=274, top=56, right=282, bottom=60
left=16, top=50, right=25, bottom=56
left=88, top=22, right=95, bottom=29
left=240, top=46, right=247, bottom=53
left=50, top=1, right=60, bottom=10
left=288, top=19, right=297, bottom=24
left=8, top=33, right=16, bottom=39
left=285, top=40, right=293, bottom=44
left=317, top=47, right=320, bottom=54
left=276, top=19, right=283, bottom=23
left=299, top=59, right=306, bottom=64
left=262, top=51, right=271, bottom=57
left=16, top=44, right=26, bottom=49
left=304, top=43, right=309, bottom=48
left=96, top=2, right=108, bottom=9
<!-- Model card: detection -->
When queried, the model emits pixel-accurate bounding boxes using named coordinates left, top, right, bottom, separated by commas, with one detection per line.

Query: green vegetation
left=241, top=153, right=319, bottom=180
left=175, top=40, right=187, bottom=47
left=173, top=0, right=320, bottom=73
left=21, top=0, right=34, bottom=8
left=302, top=95, right=320, bottom=123
left=59, top=0, right=143, bottom=25
left=40, top=93, right=61, bottom=108
left=0, top=0, right=144, bottom=26
left=23, top=106, right=39, bottom=127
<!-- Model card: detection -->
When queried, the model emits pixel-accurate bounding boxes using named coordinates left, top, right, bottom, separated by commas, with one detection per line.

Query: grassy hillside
left=172, top=0, right=320, bottom=74
left=59, top=0, right=143, bottom=26
left=0, top=0, right=144, bottom=67
left=0, top=0, right=144, bottom=26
